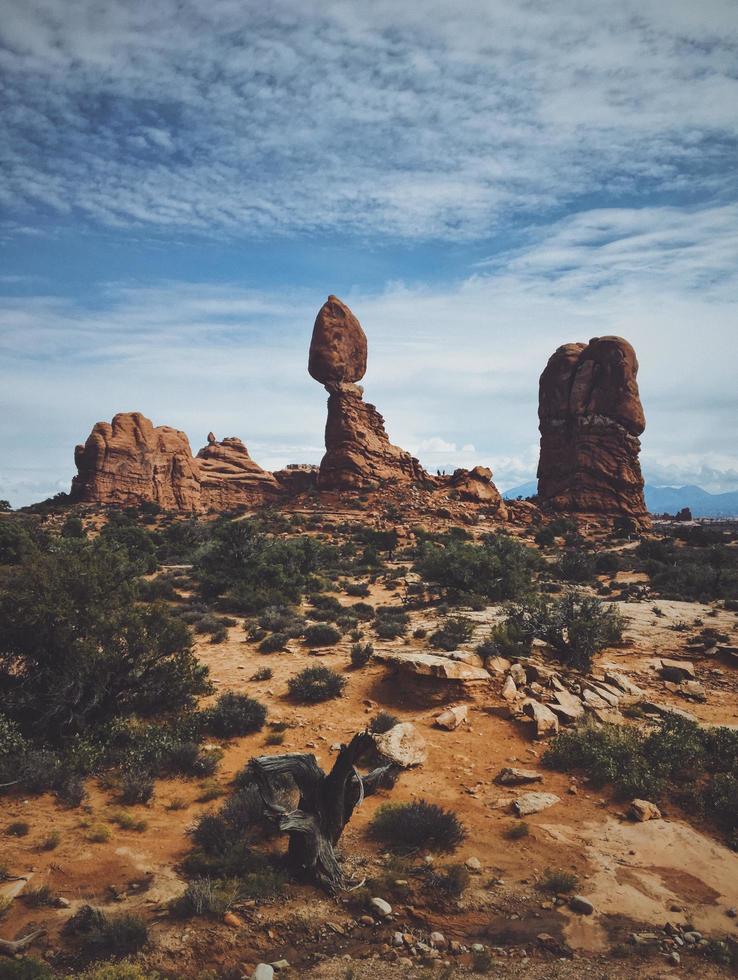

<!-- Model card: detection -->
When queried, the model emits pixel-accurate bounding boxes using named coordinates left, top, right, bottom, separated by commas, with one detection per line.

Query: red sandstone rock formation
left=71, top=412, right=280, bottom=511
left=448, top=465, right=508, bottom=516
left=310, top=296, right=425, bottom=489
left=195, top=436, right=282, bottom=509
left=537, top=336, right=648, bottom=522
left=71, top=412, right=202, bottom=510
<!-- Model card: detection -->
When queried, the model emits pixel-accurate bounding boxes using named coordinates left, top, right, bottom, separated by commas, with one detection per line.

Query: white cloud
left=2, top=200, right=736, bottom=507
left=1, top=0, right=737, bottom=238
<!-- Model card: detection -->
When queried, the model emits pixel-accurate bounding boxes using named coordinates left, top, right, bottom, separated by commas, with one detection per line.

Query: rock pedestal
left=537, top=336, right=648, bottom=523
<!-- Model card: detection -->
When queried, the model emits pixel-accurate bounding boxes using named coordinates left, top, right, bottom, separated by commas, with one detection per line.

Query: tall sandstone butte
left=310, top=295, right=426, bottom=489
left=71, top=412, right=281, bottom=511
left=537, top=336, right=648, bottom=523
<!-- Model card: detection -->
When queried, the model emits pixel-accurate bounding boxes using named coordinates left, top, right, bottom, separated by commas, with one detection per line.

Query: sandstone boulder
left=308, top=295, right=367, bottom=385
left=434, top=705, right=467, bottom=730
left=495, top=767, right=543, bottom=786
left=522, top=699, right=560, bottom=738
left=629, top=799, right=662, bottom=822
left=196, top=435, right=282, bottom=508
left=448, top=466, right=507, bottom=517
left=537, top=336, right=648, bottom=524
left=659, top=659, right=696, bottom=682
left=373, top=722, right=427, bottom=768
left=513, top=792, right=560, bottom=816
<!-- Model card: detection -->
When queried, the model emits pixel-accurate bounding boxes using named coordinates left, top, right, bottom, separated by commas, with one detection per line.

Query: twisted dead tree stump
left=248, top=730, right=399, bottom=892
left=0, top=929, right=46, bottom=956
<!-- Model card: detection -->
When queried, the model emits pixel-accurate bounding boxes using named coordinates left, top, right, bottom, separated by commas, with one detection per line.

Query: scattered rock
left=522, top=699, right=560, bottom=738
left=434, top=705, right=468, bottom=730
left=370, top=897, right=392, bottom=918
left=495, top=767, right=543, bottom=786
left=465, top=857, right=482, bottom=872
left=660, top=659, right=696, bottom=682
left=569, top=895, right=594, bottom=915
left=251, top=966, right=274, bottom=980
left=513, top=792, right=560, bottom=817
left=501, top=675, right=518, bottom=702
left=373, top=722, right=427, bottom=768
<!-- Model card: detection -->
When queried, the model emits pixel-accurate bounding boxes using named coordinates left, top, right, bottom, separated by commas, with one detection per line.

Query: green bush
left=0, top=540, right=210, bottom=740
left=119, top=770, right=154, bottom=805
left=350, top=642, right=374, bottom=667
left=258, top=632, right=289, bottom=653
left=288, top=666, right=346, bottom=703
left=203, top=694, right=267, bottom=738
left=554, top=550, right=596, bottom=583
left=476, top=620, right=529, bottom=661
left=0, top=960, right=53, bottom=980
left=373, top=607, right=409, bottom=639
left=502, top=592, right=624, bottom=671
left=414, top=533, right=540, bottom=603
left=303, top=623, right=341, bottom=647
left=369, top=800, right=466, bottom=852
left=429, top=616, right=474, bottom=651
left=369, top=711, right=399, bottom=734
left=63, top=906, right=149, bottom=958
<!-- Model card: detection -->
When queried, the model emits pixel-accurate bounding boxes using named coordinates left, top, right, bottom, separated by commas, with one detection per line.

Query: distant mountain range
left=502, top=482, right=738, bottom=518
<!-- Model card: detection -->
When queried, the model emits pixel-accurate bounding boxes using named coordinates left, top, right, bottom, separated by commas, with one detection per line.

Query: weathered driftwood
left=248, top=731, right=399, bottom=892
left=0, top=928, right=46, bottom=956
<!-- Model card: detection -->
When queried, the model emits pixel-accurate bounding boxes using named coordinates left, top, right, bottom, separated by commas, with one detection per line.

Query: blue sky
left=2, top=0, right=738, bottom=506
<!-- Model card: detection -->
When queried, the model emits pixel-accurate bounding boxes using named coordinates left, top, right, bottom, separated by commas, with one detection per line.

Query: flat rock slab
left=522, top=698, right=560, bottom=737
left=660, top=659, right=696, bottom=682
left=435, top=705, right=468, bottom=730
left=373, top=722, right=427, bottom=768
left=513, top=792, right=560, bottom=817
left=496, top=767, right=543, bottom=786
left=374, top=650, right=490, bottom=682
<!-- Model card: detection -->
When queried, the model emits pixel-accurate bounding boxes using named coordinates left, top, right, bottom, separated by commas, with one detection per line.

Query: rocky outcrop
left=448, top=466, right=507, bottom=516
left=537, top=336, right=648, bottom=523
left=71, top=412, right=280, bottom=512
left=196, top=435, right=281, bottom=509
left=71, top=412, right=202, bottom=510
left=310, top=296, right=426, bottom=490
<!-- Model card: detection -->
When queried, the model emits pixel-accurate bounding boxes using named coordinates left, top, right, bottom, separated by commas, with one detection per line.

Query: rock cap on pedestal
left=308, top=295, right=367, bottom=385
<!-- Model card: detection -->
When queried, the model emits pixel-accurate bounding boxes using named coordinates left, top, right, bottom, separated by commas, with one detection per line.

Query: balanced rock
left=537, top=336, right=648, bottom=524
left=309, top=296, right=426, bottom=490
left=308, top=295, right=367, bottom=385
left=71, top=412, right=202, bottom=510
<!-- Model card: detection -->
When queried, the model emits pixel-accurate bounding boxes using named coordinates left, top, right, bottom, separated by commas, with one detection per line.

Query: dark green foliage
left=369, top=711, right=399, bottom=734
left=0, top=540, right=210, bottom=740
left=594, top=552, right=621, bottom=574
left=257, top=605, right=306, bottom=637
left=0, top=517, right=44, bottom=565
left=288, top=665, right=346, bottom=703
left=7, top=820, right=30, bottom=836
left=374, top=606, right=409, bottom=639
left=476, top=620, right=529, bottom=662
left=502, top=592, right=624, bottom=671
left=303, top=622, right=341, bottom=646
left=534, top=525, right=556, bottom=547
left=258, top=632, right=289, bottom=653
left=99, top=514, right=157, bottom=571
left=369, top=800, right=466, bottom=852
left=429, top=616, right=474, bottom=651
left=202, top=693, right=267, bottom=738
left=539, top=868, right=578, bottom=893
left=350, top=642, right=374, bottom=667
left=345, top=581, right=370, bottom=597
left=544, top=715, right=738, bottom=838
left=61, top=515, right=86, bottom=539
left=0, top=960, right=53, bottom=980
left=637, top=536, right=738, bottom=602
left=64, top=906, right=149, bottom=958
left=194, top=519, right=337, bottom=612
left=350, top=601, right=375, bottom=621
left=554, top=549, right=596, bottom=583
left=414, top=533, right=539, bottom=604
left=119, top=770, right=155, bottom=805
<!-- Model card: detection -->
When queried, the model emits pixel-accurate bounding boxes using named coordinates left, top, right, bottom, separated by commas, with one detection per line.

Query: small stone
left=501, top=675, right=518, bottom=702
left=370, top=897, right=392, bottom=918
left=392, top=932, right=404, bottom=947
left=223, top=912, right=244, bottom=928
left=251, top=967, right=274, bottom=980
left=629, top=799, right=662, bottom=822
left=269, top=962, right=290, bottom=972
left=495, top=767, right=543, bottom=786
left=435, top=705, right=468, bottom=730
left=726, top=907, right=737, bottom=918
left=569, top=895, right=594, bottom=915
left=513, top=792, right=560, bottom=816
left=668, top=951, right=681, bottom=965
left=465, top=856, right=482, bottom=872
left=359, top=915, right=374, bottom=926
left=430, top=931, right=447, bottom=949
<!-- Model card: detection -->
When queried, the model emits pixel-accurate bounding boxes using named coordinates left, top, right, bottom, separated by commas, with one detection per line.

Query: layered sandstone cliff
left=71, top=413, right=280, bottom=512
left=537, top=336, right=648, bottom=522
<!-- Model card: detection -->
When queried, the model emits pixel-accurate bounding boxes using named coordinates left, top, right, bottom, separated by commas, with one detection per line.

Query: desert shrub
left=202, top=693, right=267, bottom=738
left=257, top=605, right=306, bottom=637
left=20, top=885, right=57, bottom=908
left=70, top=907, right=149, bottom=958
left=170, top=877, right=244, bottom=918
left=414, top=533, right=540, bottom=603
left=258, top=632, right=288, bottom=653
left=425, top=862, right=470, bottom=899
left=476, top=620, right=529, bottom=662
left=373, top=606, right=409, bottom=639
left=594, top=552, right=621, bottom=574
left=303, top=623, right=341, bottom=647
left=0, top=519, right=45, bottom=565
left=75, top=963, right=162, bottom=980
left=98, top=516, right=157, bottom=572
left=0, top=540, right=210, bottom=740
left=0, top=960, right=53, bottom=980
left=505, top=821, right=529, bottom=840
left=350, top=642, right=374, bottom=667
left=544, top=715, right=738, bottom=837
left=307, top=594, right=343, bottom=622
left=502, top=592, right=624, bottom=671
left=194, top=519, right=337, bottom=612
left=288, top=666, right=346, bottom=703
left=539, top=868, right=578, bottom=893
left=119, top=770, right=155, bottom=805
left=369, top=800, right=466, bottom=852
left=166, top=741, right=219, bottom=777
left=350, top=601, right=375, bottom=621
left=40, top=831, right=61, bottom=851
left=56, top=774, right=87, bottom=807
left=86, top=824, right=111, bottom=844
left=61, top=515, right=86, bottom=539
left=369, top=711, right=400, bottom=734
left=534, top=525, right=556, bottom=547
left=554, top=550, right=596, bottom=583
left=251, top=666, right=273, bottom=681
left=345, top=582, right=370, bottom=597
left=137, top=576, right=178, bottom=601
left=429, top=616, right=474, bottom=651
left=7, top=821, right=30, bottom=836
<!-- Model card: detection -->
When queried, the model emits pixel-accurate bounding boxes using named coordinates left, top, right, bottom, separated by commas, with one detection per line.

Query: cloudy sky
left=1, top=0, right=737, bottom=507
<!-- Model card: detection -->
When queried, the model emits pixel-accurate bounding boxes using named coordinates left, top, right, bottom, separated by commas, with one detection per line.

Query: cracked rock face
left=536, top=336, right=648, bottom=523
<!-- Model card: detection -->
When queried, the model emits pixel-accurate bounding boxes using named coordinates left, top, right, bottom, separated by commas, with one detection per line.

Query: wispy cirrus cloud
left=1, top=0, right=737, bottom=239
